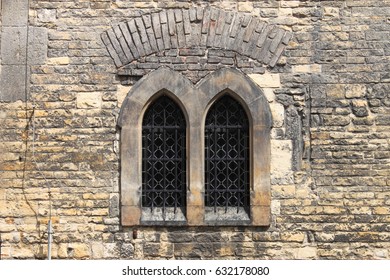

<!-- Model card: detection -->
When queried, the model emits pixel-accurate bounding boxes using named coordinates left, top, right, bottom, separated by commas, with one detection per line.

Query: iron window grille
left=205, top=95, right=250, bottom=214
left=141, top=95, right=187, bottom=215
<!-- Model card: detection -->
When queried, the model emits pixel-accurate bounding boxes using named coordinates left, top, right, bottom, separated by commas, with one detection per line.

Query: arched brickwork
left=101, top=7, right=292, bottom=70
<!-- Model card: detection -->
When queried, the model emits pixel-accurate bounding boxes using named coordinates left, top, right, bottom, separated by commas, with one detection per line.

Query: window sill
left=140, top=207, right=186, bottom=225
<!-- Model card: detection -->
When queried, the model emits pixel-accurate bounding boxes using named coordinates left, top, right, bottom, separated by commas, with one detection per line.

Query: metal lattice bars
left=205, top=95, right=250, bottom=212
left=142, top=95, right=186, bottom=213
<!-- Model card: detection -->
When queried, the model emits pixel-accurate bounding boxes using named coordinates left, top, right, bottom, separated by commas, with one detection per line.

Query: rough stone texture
left=0, top=0, right=390, bottom=260
left=102, top=8, right=292, bottom=69
left=1, top=0, right=29, bottom=26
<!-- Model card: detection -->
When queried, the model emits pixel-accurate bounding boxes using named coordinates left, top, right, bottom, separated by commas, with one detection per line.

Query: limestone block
left=103, top=243, right=120, bottom=259
left=47, top=57, right=70, bottom=65
left=1, top=0, right=29, bottom=26
left=68, top=243, right=90, bottom=259
left=117, top=85, right=131, bottom=107
left=272, top=185, right=296, bottom=198
left=315, top=233, right=335, bottom=242
left=281, top=1, right=300, bottom=8
left=374, top=250, right=388, bottom=259
left=28, top=27, right=48, bottom=65
left=121, top=243, right=135, bottom=258
left=271, top=200, right=280, bottom=215
left=322, top=115, right=350, bottom=126
left=1, top=27, right=28, bottom=64
left=271, top=140, right=293, bottom=173
left=346, top=84, right=366, bottom=98
left=297, top=247, right=317, bottom=259
left=323, top=7, right=340, bottom=18
left=82, top=193, right=109, bottom=200
left=281, top=232, right=305, bottom=242
left=374, top=207, right=390, bottom=215
left=91, top=242, right=104, bottom=259
left=249, top=73, right=281, bottom=88
left=0, top=65, right=27, bottom=101
left=270, top=102, right=285, bottom=127
left=76, top=92, right=102, bottom=109
left=326, top=84, right=345, bottom=99
left=292, top=64, right=322, bottom=73
left=37, top=9, right=57, bottom=23
left=351, top=99, right=369, bottom=117
left=9, top=247, right=35, bottom=259
left=262, top=88, right=276, bottom=102
left=238, top=2, right=253, bottom=12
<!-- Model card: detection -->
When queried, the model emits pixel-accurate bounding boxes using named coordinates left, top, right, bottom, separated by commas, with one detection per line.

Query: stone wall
left=0, top=0, right=389, bottom=259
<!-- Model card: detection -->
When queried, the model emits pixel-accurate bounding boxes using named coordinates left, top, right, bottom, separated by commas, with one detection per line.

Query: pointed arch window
left=142, top=95, right=187, bottom=221
left=205, top=95, right=251, bottom=219
left=118, top=67, right=272, bottom=226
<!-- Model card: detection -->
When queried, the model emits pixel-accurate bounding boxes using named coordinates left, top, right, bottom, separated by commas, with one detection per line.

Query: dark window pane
left=142, top=95, right=186, bottom=212
left=205, top=95, right=250, bottom=212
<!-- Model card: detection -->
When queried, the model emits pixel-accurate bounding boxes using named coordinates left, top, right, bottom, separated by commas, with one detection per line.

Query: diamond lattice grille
left=205, top=95, right=250, bottom=212
left=142, top=96, right=186, bottom=211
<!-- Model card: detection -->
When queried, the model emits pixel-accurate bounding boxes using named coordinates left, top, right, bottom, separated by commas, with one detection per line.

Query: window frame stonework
left=118, top=67, right=272, bottom=226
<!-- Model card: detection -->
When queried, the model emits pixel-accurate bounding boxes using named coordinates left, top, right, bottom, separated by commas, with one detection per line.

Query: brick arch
left=101, top=7, right=292, bottom=70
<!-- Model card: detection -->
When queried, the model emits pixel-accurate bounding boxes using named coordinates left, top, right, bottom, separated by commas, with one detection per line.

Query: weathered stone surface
left=1, top=0, right=29, bottom=26
left=0, top=65, right=27, bottom=101
left=76, top=92, right=102, bottom=109
left=101, top=8, right=291, bottom=69
left=249, top=73, right=281, bottom=88
left=1, top=27, right=28, bottom=65
left=28, top=27, right=48, bottom=65
left=0, top=0, right=389, bottom=261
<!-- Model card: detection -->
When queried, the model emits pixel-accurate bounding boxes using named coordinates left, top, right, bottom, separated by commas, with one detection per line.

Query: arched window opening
left=205, top=95, right=250, bottom=215
left=142, top=95, right=187, bottom=217
left=119, top=67, right=271, bottom=226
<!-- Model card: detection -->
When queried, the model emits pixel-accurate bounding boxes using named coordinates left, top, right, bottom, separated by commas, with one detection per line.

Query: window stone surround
left=118, top=66, right=272, bottom=226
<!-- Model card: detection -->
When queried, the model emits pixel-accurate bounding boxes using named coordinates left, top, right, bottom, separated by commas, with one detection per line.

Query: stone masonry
left=0, top=0, right=390, bottom=259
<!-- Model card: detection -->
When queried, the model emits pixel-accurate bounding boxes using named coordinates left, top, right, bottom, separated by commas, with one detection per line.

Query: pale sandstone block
left=292, top=64, right=322, bottom=73
left=238, top=2, right=253, bottom=12
left=76, top=92, right=102, bottom=109
left=281, top=232, right=305, bottom=242
left=271, top=200, right=280, bottom=215
left=262, top=88, right=276, bottom=102
left=297, top=247, right=317, bottom=259
left=323, top=7, right=340, bottom=18
left=326, top=84, right=345, bottom=99
left=280, top=1, right=300, bottom=7
left=346, top=84, right=366, bottom=98
left=249, top=73, right=281, bottom=88
left=91, top=242, right=104, bottom=259
left=47, top=57, right=70, bottom=65
left=69, top=243, right=90, bottom=259
left=270, top=102, right=285, bottom=128
left=117, top=85, right=131, bottom=107
left=271, top=140, right=293, bottom=173
left=272, top=185, right=296, bottom=198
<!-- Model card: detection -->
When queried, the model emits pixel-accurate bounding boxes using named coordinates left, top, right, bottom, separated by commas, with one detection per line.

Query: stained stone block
left=0, top=65, right=27, bottom=101
left=1, top=0, right=29, bottom=26
left=1, top=27, right=28, bottom=65
left=27, top=27, right=48, bottom=65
